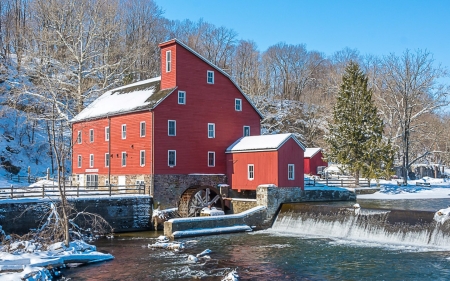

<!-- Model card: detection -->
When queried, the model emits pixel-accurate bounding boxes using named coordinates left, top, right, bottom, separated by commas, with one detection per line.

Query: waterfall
left=271, top=204, right=450, bottom=248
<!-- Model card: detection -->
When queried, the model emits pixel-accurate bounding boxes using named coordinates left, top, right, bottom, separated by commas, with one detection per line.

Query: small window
left=121, top=152, right=127, bottom=167
left=178, top=91, right=186, bottom=105
left=235, top=98, right=242, bottom=111
left=136, top=180, right=145, bottom=187
left=77, top=155, right=82, bottom=168
left=89, top=129, right=94, bottom=143
left=105, top=126, right=109, bottom=141
left=248, top=164, right=254, bottom=180
left=105, top=153, right=109, bottom=167
left=208, top=123, right=215, bottom=138
left=288, top=164, right=295, bottom=180
left=140, top=150, right=145, bottom=167
left=121, top=124, right=127, bottom=139
left=243, top=126, right=250, bottom=136
left=166, top=50, right=171, bottom=72
left=208, top=151, right=215, bottom=167
left=89, top=154, right=94, bottom=168
left=86, top=174, right=98, bottom=188
left=168, top=120, right=176, bottom=136
left=140, top=121, right=146, bottom=137
left=105, top=179, right=109, bottom=186
left=207, top=70, right=214, bottom=84
left=77, top=131, right=82, bottom=144
left=168, top=150, right=176, bottom=166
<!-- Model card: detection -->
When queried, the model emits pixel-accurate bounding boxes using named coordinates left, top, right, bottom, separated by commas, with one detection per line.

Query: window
left=136, top=180, right=145, bottom=187
left=89, top=154, right=94, bottom=168
left=105, top=153, right=109, bottom=167
left=235, top=98, right=242, bottom=111
left=248, top=164, right=254, bottom=180
left=105, top=179, right=109, bottom=186
left=86, top=174, right=98, bottom=188
left=208, top=123, right=215, bottom=138
left=207, top=70, right=214, bottom=84
left=168, top=120, right=176, bottom=136
left=168, top=150, right=176, bottom=166
left=243, top=126, right=250, bottom=136
left=105, top=126, right=109, bottom=141
left=77, top=155, right=82, bottom=168
left=121, top=124, right=126, bottom=139
left=166, top=50, right=171, bottom=72
left=288, top=164, right=295, bottom=180
left=140, top=150, right=145, bottom=167
left=89, top=129, right=94, bottom=143
left=208, top=151, right=215, bottom=167
left=178, top=91, right=186, bottom=104
left=140, top=122, right=146, bottom=137
left=77, top=131, right=82, bottom=144
left=121, top=152, right=127, bottom=167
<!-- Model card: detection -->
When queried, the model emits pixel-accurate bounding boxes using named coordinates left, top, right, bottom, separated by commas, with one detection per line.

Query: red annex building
left=304, top=148, right=328, bottom=176
left=71, top=39, right=304, bottom=210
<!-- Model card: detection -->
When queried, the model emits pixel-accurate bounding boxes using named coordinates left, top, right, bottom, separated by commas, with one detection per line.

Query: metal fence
left=305, top=177, right=371, bottom=188
left=0, top=184, right=146, bottom=199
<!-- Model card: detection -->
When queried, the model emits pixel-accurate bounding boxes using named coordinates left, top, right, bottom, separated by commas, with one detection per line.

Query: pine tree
left=325, top=62, right=394, bottom=185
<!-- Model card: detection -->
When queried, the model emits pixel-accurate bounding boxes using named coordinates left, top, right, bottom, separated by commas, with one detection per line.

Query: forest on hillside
left=1, top=0, right=449, bottom=176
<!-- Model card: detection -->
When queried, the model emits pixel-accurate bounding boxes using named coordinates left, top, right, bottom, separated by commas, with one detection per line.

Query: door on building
left=118, top=176, right=126, bottom=193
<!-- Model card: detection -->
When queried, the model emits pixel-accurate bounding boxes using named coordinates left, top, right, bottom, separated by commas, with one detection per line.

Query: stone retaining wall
left=230, top=198, right=257, bottom=214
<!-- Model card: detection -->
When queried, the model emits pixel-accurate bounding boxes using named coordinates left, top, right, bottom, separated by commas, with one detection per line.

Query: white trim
left=105, top=126, right=109, bottom=141
left=77, top=131, right=82, bottom=144
left=89, top=154, right=94, bottom=168
left=208, top=151, right=215, bottom=167
left=166, top=50, right=171, bottom=72
left=208, top=123, right=215, bottom=138
left=140, top=121, right=146, bottom=137
left=168, top=120, right=176, bottom=136
left=121, top=151, right=126, bottom=167
left=288, top=164, right=295, bottom=180
left=178, top=91, right=186, bottom=105
left=105, top=153, right=109, bottom=167
left=168, top=150, right=176, bottom=167
left=248, top=164, right=254, bottom=180
left=77, top=155, right=82, bottom=168
left=207, top=70, right=214, bottom=84
left=121, top=124, right=126, bottom=139
left=243, top=126, right=250, bottom=136
left=140, top=150, right=145, bottom=167
left=235, top=98, right=242, bottom=111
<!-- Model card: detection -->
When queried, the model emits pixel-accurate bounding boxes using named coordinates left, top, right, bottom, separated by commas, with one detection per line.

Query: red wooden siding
left=160, top=40, right=177, bottom=89
left=72, top=111, right=152, bottom=175
left=277, top=138, right=304, bottom=188
left=304, top=150, right=328, bottom=175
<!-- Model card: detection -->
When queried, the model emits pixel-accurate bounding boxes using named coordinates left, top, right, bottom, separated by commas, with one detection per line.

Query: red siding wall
left=153, top=43, right=261, bottom=175
left=304, top=151, right=328, bottom=175
left=277, top=138, right=304, bottom=188
left=226, top=151, right=279, bottom=191
left=160, top=41, right=176, bottom=89
left=72, top=111, right=152, bottom=176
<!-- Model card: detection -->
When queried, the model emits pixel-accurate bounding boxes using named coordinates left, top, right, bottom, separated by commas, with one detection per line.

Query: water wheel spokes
left=179, top=186, right=224, bottom=217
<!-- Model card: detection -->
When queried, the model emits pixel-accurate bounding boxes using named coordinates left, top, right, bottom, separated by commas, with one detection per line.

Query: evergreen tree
left=325, top=62, right=394, bottom=185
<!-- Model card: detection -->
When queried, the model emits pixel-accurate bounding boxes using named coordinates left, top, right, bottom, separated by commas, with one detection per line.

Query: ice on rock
left=434, top=207, right=450, bottom=224
left=196, top=249, right=211, bottom=257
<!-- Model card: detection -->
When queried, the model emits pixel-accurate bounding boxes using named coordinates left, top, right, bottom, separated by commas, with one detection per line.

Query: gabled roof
left=70, top=77, right=176, bottom=123
left=159, top=39, right=264, bottom=119
left=304, top=148, right=322, bottom=158
left=226, top=133, right=305, bottom=153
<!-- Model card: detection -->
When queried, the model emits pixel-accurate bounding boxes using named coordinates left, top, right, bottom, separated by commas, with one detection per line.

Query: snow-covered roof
left=304, top=147, right=322, bottom=158
left=71, top=77, right=176, bottom=122
left=225, top=133, right=305, bottom=153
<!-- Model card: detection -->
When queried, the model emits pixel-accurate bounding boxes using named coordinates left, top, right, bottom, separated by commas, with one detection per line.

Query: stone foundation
left=230, top=198, right=258, bottom=214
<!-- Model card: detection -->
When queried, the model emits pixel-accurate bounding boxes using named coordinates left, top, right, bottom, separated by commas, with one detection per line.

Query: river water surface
left=62, top=199, right=450, bottom=280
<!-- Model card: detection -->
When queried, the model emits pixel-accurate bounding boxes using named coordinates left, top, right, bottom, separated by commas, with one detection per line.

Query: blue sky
left=154, top=0, right=450, bottom=71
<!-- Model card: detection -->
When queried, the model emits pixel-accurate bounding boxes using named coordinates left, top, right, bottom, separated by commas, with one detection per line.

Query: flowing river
left=61, top=198, right=450, bottom=280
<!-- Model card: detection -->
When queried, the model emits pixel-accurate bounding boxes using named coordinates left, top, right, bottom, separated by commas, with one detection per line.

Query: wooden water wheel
left=178, top=186, right=224, bottom=217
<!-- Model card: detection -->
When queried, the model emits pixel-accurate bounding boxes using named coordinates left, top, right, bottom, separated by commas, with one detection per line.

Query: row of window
left=168, top=121, right=250, bottom=137
left=76, top=151, right=216, bottom=168
left=247, top=164, right=295, bottom=180
left=175, top=90, right=243, bottom=111
left=165, top=50, right=216, bottom=85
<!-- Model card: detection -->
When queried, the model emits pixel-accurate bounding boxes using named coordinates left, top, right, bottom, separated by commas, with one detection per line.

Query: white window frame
left=166, top=50, right=171, bottom=72
left=248, top=164, right=254, bottom=180
left=105, top=153, right=109, bottom=167
left=168, top=120, right=176, bottom=136
left=243, top=126, right=250, bottom=136
left=178, top=91, right=186, bottom=105
left=140, top=121, right=146, bottom=137
left=121, top=124, right=126, bottom=139
left=77, top=131, right=82, bottom=144
left=89, top=129, right=94, bottom=143
left=140, top=150, right=145, bottom=167
left=105, top=126, right=109, bottom=141
left=86, top=174, right=98, bottom=188
left=89, top=154, right=94, bottom=168
left=235, top=98, right=242, bottom=111
left=77, top=155, right=82, bottom=168
left=208, top=151, right=215, bottom=167
left=121, top=151, right=127, bottom=167
left=208, top=123, right=215, bottom=138
left=207, top=70, right=214, bottom=84
left=288, top=164, right=295, bottom=180
left=168, top=150, right=176, bottom=167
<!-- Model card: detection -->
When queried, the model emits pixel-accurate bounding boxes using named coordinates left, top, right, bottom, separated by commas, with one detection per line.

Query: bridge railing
left=0, top=184, right=146, bottom=199
left=305, top=177, right=371, bottom=188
